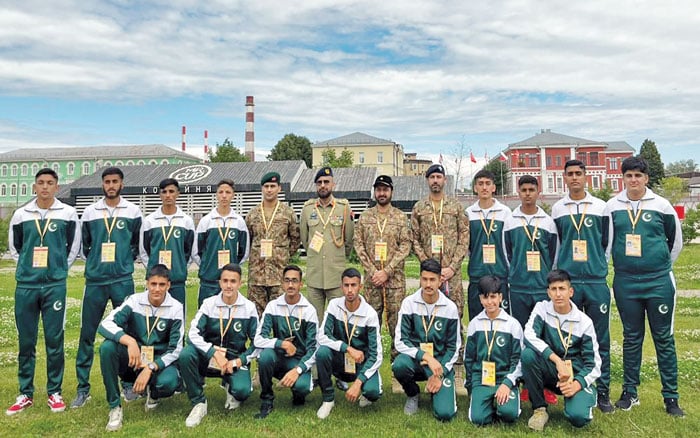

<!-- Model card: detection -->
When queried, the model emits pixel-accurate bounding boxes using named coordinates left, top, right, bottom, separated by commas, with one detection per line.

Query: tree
left=657, top=177, right=688, bottom=205
left=207, top=138, right=248, bottom=162
left=267, top=133, right=312, bottom=167
left=482, top=159, right=509, bottom=196
left=0, top=212, right=11, bottom=254
left=320, top=148, right=353, bottom=168
left=451, top=135, right=469, bottom=193
left=665, top=159, right=698, bottom=176
left=681, top=206, right=700, bottom=244
left=590, top=180, right=614, bottom=202
left=639, top=139, right=664, bottom=188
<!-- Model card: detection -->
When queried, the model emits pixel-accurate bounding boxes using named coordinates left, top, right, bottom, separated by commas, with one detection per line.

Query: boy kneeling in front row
left=464, top=276, right=523, bottom=425
left=523, top=269, right=600, bottom=431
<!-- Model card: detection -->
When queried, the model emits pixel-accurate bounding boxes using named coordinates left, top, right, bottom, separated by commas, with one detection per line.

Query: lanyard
left=216, top=217, right=231, bottom=249
left=376, top=214, right=388, bottom=240
left=482, top=319, right=500, bottom=361
left=342, top=311, right=359, bottom=343
left=626, top=201, right=644, bottom=233
left=314, top=201, right=337, bottom=231
left=160, top=218, right=177, bottom=249
left=103, top=209, right=118, bottom=243
left=260, top=201, right=281, bottom=238
left=568, top=203, right=588, bottom=239
left=144, top=306, right=162, bottom=342
left=219, top=305, right=236, bottom=345
left=431, top=198, right=444, bottom=228
left=520, top=217, right=540, bottom=251
left=479, top=210, right=496, bottom=244
left=555, top=318, right=574, bottom=359
left=421, top=303, right=438, bottom=342
left=284, top=305, right=302, bottom=336
left=33, top=212, right=52, bottom=247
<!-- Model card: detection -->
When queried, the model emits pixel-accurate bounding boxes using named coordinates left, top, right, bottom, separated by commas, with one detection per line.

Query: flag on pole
left=470, top=151, right=477, bottom=163
left=499, top=152, right=507, bottom=162
left=439, top=153, right=444, bottom=164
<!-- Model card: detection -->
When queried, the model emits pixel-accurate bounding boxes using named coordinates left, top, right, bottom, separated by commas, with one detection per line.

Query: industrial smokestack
left=245, top=96, right=255, bottom=161
left=182, top=126, right=187, bottom=151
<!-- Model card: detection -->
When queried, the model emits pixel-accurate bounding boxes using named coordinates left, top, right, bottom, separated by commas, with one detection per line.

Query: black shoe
left=664, top=398, right=685, bottom=417
left=614, top=390, right=640, bottom=411
left=335, top=379, right=349, bottom=391
left=292, top=394, right=306, bottom=406
left=254, top=403, right=273, bottom=419
left=597, top=393, right=614, bottom=413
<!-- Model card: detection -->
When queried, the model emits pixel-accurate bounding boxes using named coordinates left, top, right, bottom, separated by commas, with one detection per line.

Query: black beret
left=373, top=175, right=393, bottom=189
left=261, top=172, right=280, bottom=185
left=315, top=166, right=333, bottom=182
left=425, top=164, right=445, bottom=178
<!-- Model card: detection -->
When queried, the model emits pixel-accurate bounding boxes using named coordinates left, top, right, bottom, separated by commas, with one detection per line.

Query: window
left=10, top=184, right=17, bottom=197
left=548, top=175, right=554, bottom=192
left=21, top=164, right=28, bottom=176
left=377, top=152, right=383, bottom=163
left=589, top=152, right=599, bottom=166
left=138, top=160, right=145, bottom=165
left=577, top=152, right=586, bottom=164
left=31, top=164, right=39, bottom=175
left=115, top=160, right=123, bottom=166
left=612, top=179, right=619, bottom=191
left=592, top=176, right=600, bottom=189
left=104, top=161, right=113, bottom=167
left=529, top=154, right=538, bottom=167
left=411, top=163, right=417, bottom=170
left=556, top=156, right=561, bottom=167
left=52, top=163, right=59, bottom=174
left=149, top=160, right=158, bottom=165
left=11, top=164, right=18, bottom=176
left=0, top=165, right=6, bottom=177
left=161, top=159, right=168, bottom=164
left=546, top=156, right=552, bottom=167
left=359, top=152, right=365, bottom=164
left=20, top=183, right=28, bottom=196
left=67, top=163, right=75, bottom=175
left=127, top=160, right=134, bottom=165
left=610, top=158, right=618, bottom=170
left=556, top=176, right=563, bottom=191
left=0, top=184, right=6, bottom=196
left=82, top=162, right=91, bottom=175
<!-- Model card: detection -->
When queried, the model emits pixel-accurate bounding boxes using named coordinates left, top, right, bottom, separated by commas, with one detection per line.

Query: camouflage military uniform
left=245, top=201, right=300, bottom=316
left=354, top=205, right=411, bottom=360
left=300, top=196, right=354, bottom=323
left=410, top=196, right=470, bottom=320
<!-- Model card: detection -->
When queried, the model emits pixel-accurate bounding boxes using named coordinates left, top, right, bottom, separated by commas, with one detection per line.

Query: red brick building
left=504, top=129, right=635, bottom=195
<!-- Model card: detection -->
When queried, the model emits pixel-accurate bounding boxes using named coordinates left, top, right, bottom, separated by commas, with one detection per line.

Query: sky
left=1, top=0, right=699, bottom=180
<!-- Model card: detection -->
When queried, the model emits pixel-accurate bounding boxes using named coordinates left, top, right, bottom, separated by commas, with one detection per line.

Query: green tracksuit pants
left=521, top=347, right=595, bottom=428
left=75, top=278, right=133, bottom=394
left=510, top=291, right=548, bottom=328
left=613, top=273, right=679, bottom=399
left=392, top=354, right=457, bottom=422
left=197, top=281, right=220, bottom=309
left=178, top=344, right=252, bottom=406
left=468, top=384, right=520, bottom=425
left=315, top=346, right=382, bottom=403
left=15, top=283, right=67, bottom=397
left=257, top=349, right=313, bottom=404
left=99, top=340, right=182, bottom=409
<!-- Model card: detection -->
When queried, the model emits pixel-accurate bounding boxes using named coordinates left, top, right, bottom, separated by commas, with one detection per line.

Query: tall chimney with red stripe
left=245, top=96, right=255, bottom=161
left=181, top=125, right=186, bottom=151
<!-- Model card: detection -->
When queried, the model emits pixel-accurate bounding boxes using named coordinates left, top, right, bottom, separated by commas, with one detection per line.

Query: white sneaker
left=144, top=388, right=159, bottom=411
left=106, top=406, right=123, bottom=432
left=316, top=401, right=335, bottom=419
left=404, top=395, right=419, bottom=415
left=358, top=395, right=372, bottom=408
left=224, top=392, right=241, bottom=410
left=185, top=401, right=208, bottom=428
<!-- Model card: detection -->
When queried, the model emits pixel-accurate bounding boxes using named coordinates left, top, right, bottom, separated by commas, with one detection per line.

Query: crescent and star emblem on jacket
left=53, top=301, right=63, bottom=311
left=233, top=321, right=243, bottom=332
left=156, top=320, right=168, bottom=331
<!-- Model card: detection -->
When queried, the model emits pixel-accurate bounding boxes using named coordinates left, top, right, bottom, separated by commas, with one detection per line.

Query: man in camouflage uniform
left=246, top=172, right=301, bottom=317
left=354, top=175, right=411, bottom=363
left=410, top=163, right=469, bottom=395
left=300, top=167, right=354, bottom=323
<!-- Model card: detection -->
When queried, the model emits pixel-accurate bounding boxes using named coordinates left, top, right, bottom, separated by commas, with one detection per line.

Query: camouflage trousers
left=363, top=285, right=405, bottom=362
left=248, top=285, right=283, bottom=318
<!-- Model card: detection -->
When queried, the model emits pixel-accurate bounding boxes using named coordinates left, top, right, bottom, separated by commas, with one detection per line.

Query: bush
left=0, top=213, right=11, bottom=254
left=681, top=206, right=700, bottom=244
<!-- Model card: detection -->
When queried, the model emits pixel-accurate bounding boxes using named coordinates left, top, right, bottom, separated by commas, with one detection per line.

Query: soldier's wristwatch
left=147, top=362, right=157, bottom=372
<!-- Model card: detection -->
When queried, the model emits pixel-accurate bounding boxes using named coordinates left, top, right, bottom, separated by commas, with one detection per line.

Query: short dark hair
left=547, top=269, right=571, bottom=285
left=420, top=259, right=441, bottom=276
left=473, top=169, right=496, bottom=184
left=564, top=159, right=585, bottom=172
left=35, top=168, right=58, bottom=182
left=477, top=275, right=502, bottom=296
left=159, top=178, right=180, bottom=191
left=283, top=264, right=303, bottom=279
left=341, top=268, right=362, bottom=281
left=621, top=156, right=649, bottom=174
left=101, top=167, right=124, bottom=180
left=147, top=264, right=171, bottom=281
left=217, top=179, right=235, bottom=190
left=220, top=263, right=242, bottom=278
left=518, top=175, right=538, bottom=188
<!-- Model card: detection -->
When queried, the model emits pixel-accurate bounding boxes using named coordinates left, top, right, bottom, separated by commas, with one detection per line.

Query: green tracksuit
left=465, top=200, right=511, bottom=319
left=9, top=198, right=81, bottom=398
left=464, top=309, right=522, bottom=425
left=552, top=192, right=611, bottom=396
left=523, top=300, right=600, bottom=427
left=253, top=294, right=318, bottom=404
left=504, top=206, right=559, bottom=327
left=317, top=296, right=383, bottom=403
left=392, top=289, right=461, bottom=421
left=98, top=291, right=184, bottom=409
left=179, top=292, right=259, bottom=406
left=76, top=197, right=142, bottom=394
left=141, top=206, right=195, bottom=307
left=606, top=188, right=683, bottom=400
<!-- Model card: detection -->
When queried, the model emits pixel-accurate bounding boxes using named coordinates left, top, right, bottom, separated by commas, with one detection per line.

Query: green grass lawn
left=0, top=246, right=699, bottom=436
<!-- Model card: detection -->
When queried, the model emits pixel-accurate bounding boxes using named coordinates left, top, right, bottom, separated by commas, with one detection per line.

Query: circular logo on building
left=658, top=304, right=669, bottom=314
left=169, top=165, right=212, bottom=184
